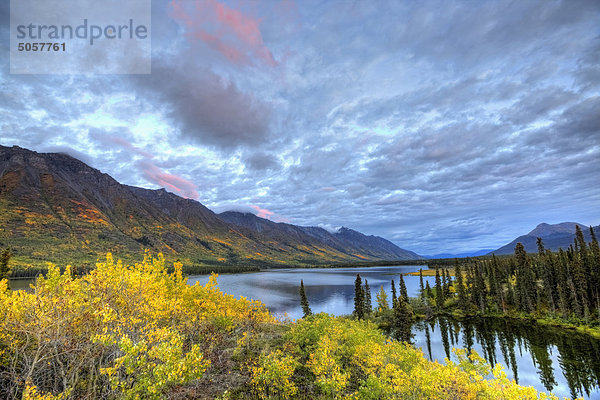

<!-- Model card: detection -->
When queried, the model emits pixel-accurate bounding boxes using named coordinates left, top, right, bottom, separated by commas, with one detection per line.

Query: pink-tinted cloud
left=321, top=186, right=336, bottom=192
left=249, top=204, right=273, bottom=218
left=170, top=0, right=278, bottom=67
left=250, top=204, right=290, bottom=223
left=138, top=160, right=199, bottom=200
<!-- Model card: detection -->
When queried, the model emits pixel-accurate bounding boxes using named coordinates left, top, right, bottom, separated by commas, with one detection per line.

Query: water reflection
left=414, top=317, right=600, bottom=399
left=188, top=265, right=433, bottom=319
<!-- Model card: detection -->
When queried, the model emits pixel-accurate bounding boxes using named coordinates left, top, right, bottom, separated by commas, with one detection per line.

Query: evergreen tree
left=419, top=269, right=425, bottom=299
left=391, top=280, right=398, bottom=309
left=571, top=253, right=590, bottom=319
left=589, top=226, right=600, bottom=312
left=299, top=280, right=312, bottom=318
left=354, top=274, right=365, bottom=319
left=473, top=263, right=488, bottom=313
left=435, top=267, right=444, bottom=309
left=425, top=281, right=433, bottom=299
left=376, top=285, right=389, bottom=312
left=364, top=279, right=372, bottom=315
left=0, top=248, right=11, bottom=281
left=575, top=225, right=592, bottom=307
left=537, top=239, right=556, bottom=313
left=443, top=268, right=451, bottom=298
left=488, top=256, right=503, bottom=312
left=454, top=261, right=468, bottom=310
left=590, top=226, right=600, bottom=256
left=514, top=243, right=534, bottom=313
left=399, top=274, right=408, bottom=302
left=556, top=249, right=570, bottom=317
left=393, top=296, right=414, bottom=343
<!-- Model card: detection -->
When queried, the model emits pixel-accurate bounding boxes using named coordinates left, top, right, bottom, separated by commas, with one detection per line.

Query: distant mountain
left=489, top=222, right=599, bottom=255
left=0, top=145, right=421, bottom=269
left=218, top=211, right=422, bottom=261
left=424, top=249, right=495, bottom=259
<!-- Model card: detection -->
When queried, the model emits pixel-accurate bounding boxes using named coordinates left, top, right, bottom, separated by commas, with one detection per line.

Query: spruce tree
left=425, top=281, right=433, bottom=299
left=299, top=280, right=312, bottom=317
left=576, top=225, right=592, bottom=302
left=537, top=240, right=556, bottom=313
left=473, top=263, right=488, bottom=313
left=399, top=274, right=408, bottom=302
left=454, top=261, right=468, bottom=310
left=589, top=226, right=600, bottom=312
left=571, top=253, right=590, bottom=319
left=364, top=279, right=372, bottom=315
left=556, top=249, right=570, bottom=317
left=514, top=243, right=534, bottom=313
left=443, top=268, right=451, bottom=298
left=419, top=269, right=425, bottom=299
left=0, top=248, right=11, bottom=281
left=393, top=296, right=414, bottom=343
left=354, top=274, right=365, bottom=319
left=391, top=280, right=398, bottom=309
left=435, top=267, right=444, bottom=310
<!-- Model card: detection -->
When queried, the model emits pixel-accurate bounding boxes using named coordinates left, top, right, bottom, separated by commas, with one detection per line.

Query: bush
left=0, top=251, right=273, bottom=399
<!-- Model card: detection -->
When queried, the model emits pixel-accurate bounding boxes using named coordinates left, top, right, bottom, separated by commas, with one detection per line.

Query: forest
left=342, top=225, right=600, bottom=341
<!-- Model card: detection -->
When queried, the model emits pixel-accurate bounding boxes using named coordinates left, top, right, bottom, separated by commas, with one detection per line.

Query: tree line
left=426, top=225, right=600, bottom=324
left=298, top=224, right=600, bottom=343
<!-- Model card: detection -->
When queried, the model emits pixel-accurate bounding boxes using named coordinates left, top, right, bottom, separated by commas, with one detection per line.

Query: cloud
left=40, top=145, right=97, bottom=167
left=137, top=160, right=199, bottom=200
left=249, top=204, right=290, bottom=223
left=210, top=203, right=290, bottom=223
left=89, top=131, right=154, bottom=158
left=131, top=63, right=273, bottom=150
left=317, top=223, right=340, bottom=233
left=242, top=151, right=280, bottom=170
left=249, top=204, right=273, bottom=219
left=169, top=0, right=277, bottom=67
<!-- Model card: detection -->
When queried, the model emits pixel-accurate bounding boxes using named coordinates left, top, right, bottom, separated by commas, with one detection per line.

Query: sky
left=1, top=0, right=599, bottom=255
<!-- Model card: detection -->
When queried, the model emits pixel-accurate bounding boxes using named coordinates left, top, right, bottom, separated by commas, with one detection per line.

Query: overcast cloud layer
left=1, top=0, right=599, bottom=255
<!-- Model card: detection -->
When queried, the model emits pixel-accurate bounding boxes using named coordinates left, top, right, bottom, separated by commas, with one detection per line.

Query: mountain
left=0, top=145, right=421, bottom=269
left=218, top=211, right=422, bottom=261
left=489, top=222, right=599, bottom=255
left=424, top=249, right=495, bottom=259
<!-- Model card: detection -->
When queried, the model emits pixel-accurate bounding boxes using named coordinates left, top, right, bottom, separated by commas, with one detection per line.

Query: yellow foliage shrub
left=0, top=251, right=273, bottom=399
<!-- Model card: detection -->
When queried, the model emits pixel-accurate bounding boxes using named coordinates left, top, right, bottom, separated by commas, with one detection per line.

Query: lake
left=188, top=265, right=433, bottom=320
left=189, top=266, right=600, bottom=399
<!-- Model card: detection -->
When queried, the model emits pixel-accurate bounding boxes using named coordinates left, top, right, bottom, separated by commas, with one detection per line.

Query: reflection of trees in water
left=416, top=317, right=600, bottom=398
left=439, top=318, right=451, bottom=359
left=424, top=324, right=432, bottom=361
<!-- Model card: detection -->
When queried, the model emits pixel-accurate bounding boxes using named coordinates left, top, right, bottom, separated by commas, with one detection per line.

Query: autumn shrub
left=0, top=251, right=273, bottom=399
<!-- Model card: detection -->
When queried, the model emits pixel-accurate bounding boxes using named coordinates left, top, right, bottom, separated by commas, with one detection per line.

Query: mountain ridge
left=489, top=222, right=599, bottom=255
left=217, top=211, right=422, bottom=261
left=0, top=145, right=421, bottom=269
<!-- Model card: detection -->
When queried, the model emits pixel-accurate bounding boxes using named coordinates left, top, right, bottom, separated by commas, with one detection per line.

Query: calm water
left=414, top=317, right=600, bottom=400
left=189, top=266, right=600, bottom=399
left=187, top=265, right=432, bottom=320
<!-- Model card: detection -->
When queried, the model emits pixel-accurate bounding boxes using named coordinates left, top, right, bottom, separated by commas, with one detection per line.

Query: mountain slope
left=489, top=222, right=599, bottom=255
left=0, top=145, right=420, bottom=269
left=218, top=212, right=422, bottom=261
